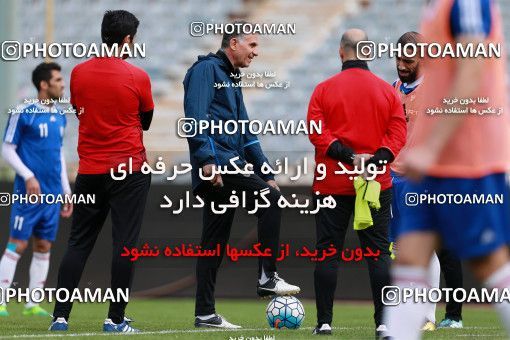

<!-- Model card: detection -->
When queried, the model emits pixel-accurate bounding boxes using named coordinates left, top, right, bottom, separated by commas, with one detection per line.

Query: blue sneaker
left=437, top=318, right=463, bottom=329
left=103, top=318, right=140, bottom=333
left=49, top=317, right=68, bottom=331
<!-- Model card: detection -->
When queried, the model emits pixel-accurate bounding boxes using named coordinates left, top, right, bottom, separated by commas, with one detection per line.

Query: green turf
left=0, top=299, right=505, bottom=339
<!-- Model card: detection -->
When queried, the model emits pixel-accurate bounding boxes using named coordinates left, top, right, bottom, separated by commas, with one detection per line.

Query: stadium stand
left=2, top=0, right=509, bottom=185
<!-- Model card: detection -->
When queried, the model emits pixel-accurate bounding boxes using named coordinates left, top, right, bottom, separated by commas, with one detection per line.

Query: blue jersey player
left=0, top=62, right=72, bottom=317
left=385, top=1, right=510, bottom=339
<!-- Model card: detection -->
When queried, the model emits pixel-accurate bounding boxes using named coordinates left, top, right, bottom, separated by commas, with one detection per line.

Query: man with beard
left=389, top=31, right=464, bottom=332
left=0, top=62, right=72, bottom=317
left=385, top=1, right=510, bottom=339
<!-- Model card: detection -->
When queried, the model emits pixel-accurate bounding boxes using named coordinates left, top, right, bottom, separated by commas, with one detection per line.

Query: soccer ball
left=266, top=295, right=305, bottom=329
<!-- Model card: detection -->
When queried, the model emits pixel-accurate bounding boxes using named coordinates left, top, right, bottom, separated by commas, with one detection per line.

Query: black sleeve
left=140, top=110, right=153, bottom=131
left=326, top=140, right=355, bottom=165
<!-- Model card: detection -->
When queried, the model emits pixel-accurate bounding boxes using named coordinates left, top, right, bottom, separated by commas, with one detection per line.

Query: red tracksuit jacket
left=307, top=63, right=407, bottom=195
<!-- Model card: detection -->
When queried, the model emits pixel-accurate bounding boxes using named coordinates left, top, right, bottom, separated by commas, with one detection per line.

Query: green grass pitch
left=0, top=299, right=505, bottom=339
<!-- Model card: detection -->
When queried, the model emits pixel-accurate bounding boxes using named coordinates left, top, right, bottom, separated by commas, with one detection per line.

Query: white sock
left=259, top=267, right=269, bottom=285
left=196, top=314, right=215, bottom=320
left=0, top=249, right=21, bottom=306
left=425, top=252, right=440, bottom=323
left=484, top=262, right=510, bottom=336
left=385, top=265, right=429, bottom=340
left=25, top=252, right=50, bottom=308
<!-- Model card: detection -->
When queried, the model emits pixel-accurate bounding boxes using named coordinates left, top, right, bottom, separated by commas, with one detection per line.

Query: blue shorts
left=389, top=171, right=410, bottom=243
left=9, top=202, right=61, bottom=241
left=392, top=172, right=510, bottom=260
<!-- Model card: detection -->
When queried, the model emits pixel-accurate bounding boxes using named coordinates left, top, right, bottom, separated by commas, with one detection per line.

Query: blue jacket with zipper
left=183, top=50, right=274, bottom=193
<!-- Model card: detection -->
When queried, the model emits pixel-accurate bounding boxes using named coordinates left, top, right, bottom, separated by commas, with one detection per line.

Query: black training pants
left=314, top=189, right=392, bottom=327
left=53, top=172, right=151, bottom=323
left=194, top=174, right=281, bottom=316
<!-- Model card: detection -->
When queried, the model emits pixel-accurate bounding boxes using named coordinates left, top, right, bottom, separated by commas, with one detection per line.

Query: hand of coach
left=202, top=164, right=280, bottom=191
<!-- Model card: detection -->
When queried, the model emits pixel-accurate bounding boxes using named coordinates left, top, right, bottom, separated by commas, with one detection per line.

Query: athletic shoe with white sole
left=376, top=324, right=391, bottom=339
left=194, top=314, right=241, bottom=329
left=437, top=318, right=463, bottom=329
left=49, top=317, right=68, bottom=331
left=257, top=273, right=301, bottom=297
left=312, top=323, right=332, bottom=335
left=103, top=318, right=140, bottom=332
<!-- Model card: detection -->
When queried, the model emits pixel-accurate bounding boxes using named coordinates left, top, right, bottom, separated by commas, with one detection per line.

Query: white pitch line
left=457, top=335, right=506, bottom=338
left=460, top=327, right=503, bottom=330
left=0, top=325, right=504, bottom=339
left=0, top=328, right=270, bottom=339
left=0, top=326, right=373, bottom=339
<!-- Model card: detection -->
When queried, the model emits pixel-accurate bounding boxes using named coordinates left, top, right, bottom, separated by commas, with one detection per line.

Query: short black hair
left=221, top=20, right=250, bottom=49
left=32, top=62, right=61, bottom=91
left=397, top=31, right=423, bottom=46
left=101, top=10, right=139, bottom=46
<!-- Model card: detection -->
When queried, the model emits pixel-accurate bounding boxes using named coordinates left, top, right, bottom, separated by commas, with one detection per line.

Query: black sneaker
left=194, top=314, right=241, bottom=329
left=312, top=323, right=332, bottom=335
left=257, top=273, right=301, bottom=297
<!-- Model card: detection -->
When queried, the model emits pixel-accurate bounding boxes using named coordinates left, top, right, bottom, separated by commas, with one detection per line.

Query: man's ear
left=122, top=35, right=132, bottom=44
left=39, top=80, right=49, bottom=91
left=230, top=38, right=237, bottom=51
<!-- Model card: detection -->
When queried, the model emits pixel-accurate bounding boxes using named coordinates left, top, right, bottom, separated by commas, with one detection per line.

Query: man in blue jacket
left=183, top=21, right=300, bottom=329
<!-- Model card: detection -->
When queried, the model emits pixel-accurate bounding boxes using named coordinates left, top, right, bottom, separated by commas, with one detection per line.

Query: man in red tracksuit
left=307, top=29, right=406, bottom=337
